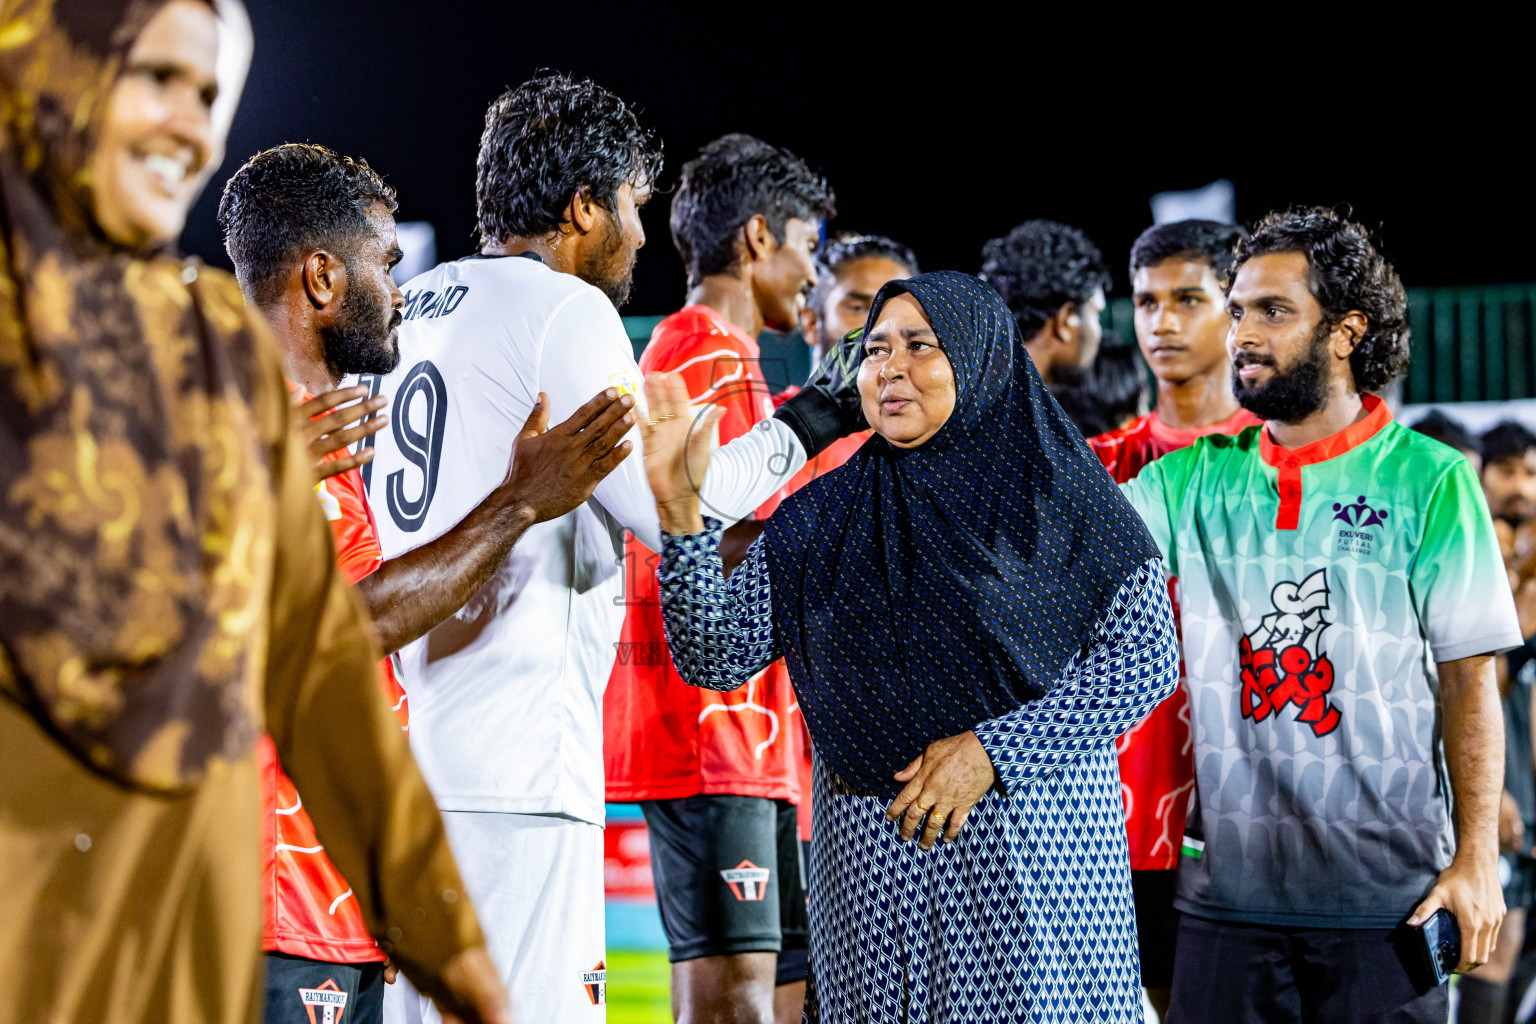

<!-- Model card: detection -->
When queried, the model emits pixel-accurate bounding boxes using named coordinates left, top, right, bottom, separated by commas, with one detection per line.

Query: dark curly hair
left=669, top=134, right=835, bottom=286
left=807, top=232, right=920, bottom=311
left=1129, top=219, right=1247, bottom=282
left=218, top=142, right=397, bottom=307
left=1230, top=207, right=1409, bottom=394
left=475, top=72, right=663, bottom=247
left=978, top=220, right=1110, bottom=338
left=1410, top=409, right=1478, bottom=456
left=1481, top=420, right=1536, bottom=466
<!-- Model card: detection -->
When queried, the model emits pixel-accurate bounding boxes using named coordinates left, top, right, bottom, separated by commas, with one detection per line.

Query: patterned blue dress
left=660, top=523, right=1178, bottom=1023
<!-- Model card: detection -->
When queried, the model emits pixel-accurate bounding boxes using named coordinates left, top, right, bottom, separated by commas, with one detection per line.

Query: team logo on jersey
left=581, top=961, right=607, bottom=1005
left=1332, top=495, right=1390, bottom=555
left=297, top=978, right=348, bottom=1024
left=721, top=860, right=772, bottom=901
left=608, top=371, right=640, bottom=397
left=1238, top=569, right=1342, bottom=737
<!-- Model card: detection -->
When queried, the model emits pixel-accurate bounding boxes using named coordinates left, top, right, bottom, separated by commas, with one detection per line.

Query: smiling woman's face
left=858, top=292, right=957, bottom=449
left=88, top=0, right=222, bottom=248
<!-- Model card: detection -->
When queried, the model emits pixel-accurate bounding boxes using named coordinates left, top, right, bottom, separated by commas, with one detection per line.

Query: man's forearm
left=357, top=486, right=538, bottom=655
left=1441, top=654, right=1505, bottom=864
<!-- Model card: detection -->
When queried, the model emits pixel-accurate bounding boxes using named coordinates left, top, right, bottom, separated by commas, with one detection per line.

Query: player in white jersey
left=366, top=75, right=864, bottom=1024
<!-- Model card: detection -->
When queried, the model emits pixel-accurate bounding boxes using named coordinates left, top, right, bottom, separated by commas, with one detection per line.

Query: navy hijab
left=762, top=271, right=1160, bottom=797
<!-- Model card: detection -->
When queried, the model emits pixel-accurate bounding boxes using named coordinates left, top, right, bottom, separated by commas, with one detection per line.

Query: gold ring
left=916, top=803, right=932, bottom=814
left=653, top=413, right=677, bottom=422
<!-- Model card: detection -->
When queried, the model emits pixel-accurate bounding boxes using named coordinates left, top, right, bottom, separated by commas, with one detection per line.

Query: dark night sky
left=182, top=5, right=1530, bottom=316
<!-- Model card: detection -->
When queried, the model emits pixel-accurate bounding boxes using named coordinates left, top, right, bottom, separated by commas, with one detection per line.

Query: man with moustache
left=1087, top=220, right=1258, bottom=1017
left=1121, top=207, right=1518, bottom=1022
left=219, top=143, right=637, bottom=1024
left=364, top=78, right=855, bottom=1024
left=1480, top=422, right=1536, bottom=528
left=604, top=133, right=835, bottom=1024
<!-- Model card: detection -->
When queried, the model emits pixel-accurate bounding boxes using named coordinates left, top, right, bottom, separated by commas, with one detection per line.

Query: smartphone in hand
left=1414, top=909, right=1461, bottom=986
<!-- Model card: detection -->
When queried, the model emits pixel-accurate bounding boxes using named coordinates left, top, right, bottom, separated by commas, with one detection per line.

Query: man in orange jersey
left=220, top=143, right=634, bottom=1023
left=604, top=133, right=833, bottom=1024
left=1087, top=219, right=1256, bottom=1018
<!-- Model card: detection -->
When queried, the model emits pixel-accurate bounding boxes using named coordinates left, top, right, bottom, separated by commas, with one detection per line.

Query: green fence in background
left=625, top=284, right=1536, bottom=406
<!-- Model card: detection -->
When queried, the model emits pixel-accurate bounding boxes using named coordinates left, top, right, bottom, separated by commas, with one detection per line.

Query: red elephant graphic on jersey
left=1238, top=569, right=1342, bottom=737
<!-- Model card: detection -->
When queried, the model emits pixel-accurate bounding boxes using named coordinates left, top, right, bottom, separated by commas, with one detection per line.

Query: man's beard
left=579, top=215, right=637, bottom=309
left=1232, top=321, right=1332, bottom=422
left=322, top=279, right=401, bottom=378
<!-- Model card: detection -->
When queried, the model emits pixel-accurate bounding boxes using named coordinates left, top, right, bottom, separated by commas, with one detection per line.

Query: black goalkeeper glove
left=773, top=327, right=867, bottom=458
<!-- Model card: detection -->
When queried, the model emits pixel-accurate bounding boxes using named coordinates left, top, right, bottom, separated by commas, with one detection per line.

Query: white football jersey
left=362, top=253, right=804, bottom=825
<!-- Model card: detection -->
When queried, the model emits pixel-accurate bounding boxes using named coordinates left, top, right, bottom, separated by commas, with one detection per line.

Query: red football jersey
left=604, top=306, right=804, bottom=803
left=1089, top=406, right=1261, bottom=870
left=261, top=391, right=408, bottom=963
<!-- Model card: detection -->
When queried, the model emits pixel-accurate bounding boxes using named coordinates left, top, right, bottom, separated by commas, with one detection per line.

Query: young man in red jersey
left=604, top=133, right=834, bottom=1024
left=1087, top=219, right=1257, bottom=1018
left=220, top=143, right=634, bottom=1024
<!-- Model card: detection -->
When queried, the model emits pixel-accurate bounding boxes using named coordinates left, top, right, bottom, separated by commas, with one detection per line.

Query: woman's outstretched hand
left=641, top=372, right=725, bottom=536
left=886, top=731, right=997, bottom=850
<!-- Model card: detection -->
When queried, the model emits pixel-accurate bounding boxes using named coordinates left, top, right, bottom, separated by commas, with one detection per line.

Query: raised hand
left=639, top=372, right=724, bottom=537
left=294, top=385, right=388, bottom=481
left=506, top=389, right=635, bottom=523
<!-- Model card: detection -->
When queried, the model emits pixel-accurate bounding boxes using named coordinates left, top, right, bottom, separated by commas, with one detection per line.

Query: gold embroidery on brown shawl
left=0, top=0, right=272, bottom=790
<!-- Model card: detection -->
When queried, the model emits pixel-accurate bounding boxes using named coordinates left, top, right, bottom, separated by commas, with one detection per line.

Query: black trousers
left=262, top=952, right=385, bottom=1024
left=1168, top=914, right=1448, bottom=1024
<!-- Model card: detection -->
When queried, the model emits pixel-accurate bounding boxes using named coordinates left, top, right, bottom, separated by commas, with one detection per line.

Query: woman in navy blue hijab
left=643, top=271, right=1178, bottom=1023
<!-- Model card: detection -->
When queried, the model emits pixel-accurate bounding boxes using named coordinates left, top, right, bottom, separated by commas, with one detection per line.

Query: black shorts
left=641, top=795, right=809, bottom=985
left=262, top=952, right=385, bottom=1024
left=1168, top=915, right=1449, bottom=1024
left=1130, top=869, right=1180, bottom=988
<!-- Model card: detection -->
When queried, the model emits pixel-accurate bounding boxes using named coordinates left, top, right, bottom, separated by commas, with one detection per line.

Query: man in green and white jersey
left=1122, top=207, right=1521, bottom=1024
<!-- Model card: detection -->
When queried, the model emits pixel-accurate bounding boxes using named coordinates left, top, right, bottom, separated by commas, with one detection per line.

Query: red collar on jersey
left=1257, top=394, right=1393, bottom=530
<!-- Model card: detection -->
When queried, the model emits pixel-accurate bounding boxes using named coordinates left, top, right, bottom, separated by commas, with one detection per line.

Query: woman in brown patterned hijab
left=0, top=3, right=508, bottom=1021
left=0, top=0, right=268, bottom=791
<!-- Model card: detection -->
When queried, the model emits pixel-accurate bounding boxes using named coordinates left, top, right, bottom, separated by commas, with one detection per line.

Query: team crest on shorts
left=581, top=961, right=607, bottom=1004
left=298, top=978, right=348, bottom=1024
left=1238, top=569, right=1342, bottom=737
left=720, top=860, right=771, bottom=901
